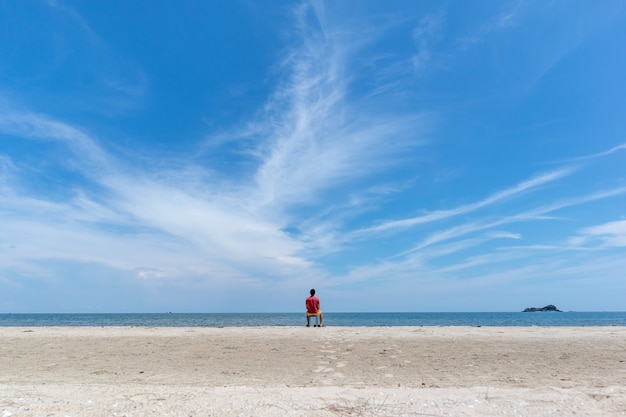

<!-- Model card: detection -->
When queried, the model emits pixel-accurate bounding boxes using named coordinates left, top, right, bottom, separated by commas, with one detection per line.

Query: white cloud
left=487, top=231, right=522, bottom=240
left=572, top=220, right=626, bottom=248
left=457, top=1, right=523, bottom=49
left=0, top=112, right=109, bottom=168
left=402, top=186, right=626, bottom=254
left=246, top=4, right=430, bottom=212
left=0, top=110, right=315, bottom=284
left=411, top=13, right=444, bottom=73
left=560, top=142, right=626, bottom=163
left=356, top=168, right=572, bottom=236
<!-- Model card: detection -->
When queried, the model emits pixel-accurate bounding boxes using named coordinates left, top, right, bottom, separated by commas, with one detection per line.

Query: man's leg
left=319, top=312, right=324, bottom=326
left=306, top=314, right=310, bottom=327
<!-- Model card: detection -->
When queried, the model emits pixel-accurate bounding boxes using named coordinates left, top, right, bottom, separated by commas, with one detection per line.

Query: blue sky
left=1, top=1, right=625, bottom=313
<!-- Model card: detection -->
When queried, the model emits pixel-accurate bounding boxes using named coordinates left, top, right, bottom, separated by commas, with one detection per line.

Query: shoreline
left=2, top=311, right=625, bottom=328
left=2, top=326, right=625, bottom=416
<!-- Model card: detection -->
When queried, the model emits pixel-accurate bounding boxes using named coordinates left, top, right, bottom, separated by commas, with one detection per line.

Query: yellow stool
left=306, top=312, right=321, bottom=327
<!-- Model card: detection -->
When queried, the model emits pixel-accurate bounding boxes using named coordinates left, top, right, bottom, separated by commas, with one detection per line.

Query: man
left=305, top=288, right=324, bottom=327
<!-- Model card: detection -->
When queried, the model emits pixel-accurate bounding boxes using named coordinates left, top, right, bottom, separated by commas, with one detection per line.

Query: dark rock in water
left=522, top=304, right=561, bottom=312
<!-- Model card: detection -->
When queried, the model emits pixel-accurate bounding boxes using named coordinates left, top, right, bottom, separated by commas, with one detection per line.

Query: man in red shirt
left=305, top=288, right=324, bottom=327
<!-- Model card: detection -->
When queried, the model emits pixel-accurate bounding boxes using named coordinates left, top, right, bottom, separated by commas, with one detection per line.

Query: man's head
left=310, top=289, right=316, bottom=296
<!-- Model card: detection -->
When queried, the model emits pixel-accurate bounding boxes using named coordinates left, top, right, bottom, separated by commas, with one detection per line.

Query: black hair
left=310, top=289, right=316, bottom=296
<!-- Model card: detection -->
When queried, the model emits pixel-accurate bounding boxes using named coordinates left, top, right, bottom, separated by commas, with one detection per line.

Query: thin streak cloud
left=357, top=168, right=573, bottom=236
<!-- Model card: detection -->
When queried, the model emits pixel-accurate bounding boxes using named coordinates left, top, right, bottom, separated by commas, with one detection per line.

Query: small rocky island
left=522, top=304, right=562, bottom=312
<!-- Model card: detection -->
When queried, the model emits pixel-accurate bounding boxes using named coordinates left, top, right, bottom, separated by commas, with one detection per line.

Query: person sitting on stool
left=305, top=288, right=324, bottom=327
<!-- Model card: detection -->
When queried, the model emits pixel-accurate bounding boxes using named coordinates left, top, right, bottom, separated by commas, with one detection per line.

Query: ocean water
left=0, top=312, right=625, bottom=327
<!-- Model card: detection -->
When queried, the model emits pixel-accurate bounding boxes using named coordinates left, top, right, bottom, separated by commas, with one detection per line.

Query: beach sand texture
left=1, top=326, right=625, bottom=416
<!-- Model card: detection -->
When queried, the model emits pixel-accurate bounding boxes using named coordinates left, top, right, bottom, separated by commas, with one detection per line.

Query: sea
left=0, top=312, right=625, bottom=327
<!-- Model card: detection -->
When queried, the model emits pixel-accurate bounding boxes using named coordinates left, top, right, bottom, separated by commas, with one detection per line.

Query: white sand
left=1, top=326, right=625, bottom=416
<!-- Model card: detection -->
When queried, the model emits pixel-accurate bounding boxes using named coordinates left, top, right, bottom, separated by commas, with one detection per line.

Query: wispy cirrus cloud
left=0, top=108, right=313, bottom=283
left=557, top=142, right=626, bottom=163
left=398, top=185, right=626, bottom=256
left=411, top=12, right=445, bottom=74
left=330, top=138, right=626, bottom=289
left=0, top=112, right=108, bottom=166
left=243, top=3, right=430, bottom=212
left=569, top=219, right=626, bottom=248
left=1, top=0, right=433, bottom=285
left=457, top=1, right=524, bottom=49
left=355, top=168, right=573, bottom=237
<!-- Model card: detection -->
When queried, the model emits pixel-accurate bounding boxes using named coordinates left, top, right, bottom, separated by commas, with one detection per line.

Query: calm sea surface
left=0, top=312, right=625, bottom=327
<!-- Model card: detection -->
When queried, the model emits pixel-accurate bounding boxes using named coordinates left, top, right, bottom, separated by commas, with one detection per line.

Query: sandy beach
left=1, top=326, right=625, bottom=416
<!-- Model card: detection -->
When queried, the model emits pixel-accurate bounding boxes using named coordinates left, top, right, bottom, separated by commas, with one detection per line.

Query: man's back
left=306, top=296, right=320, bottom=313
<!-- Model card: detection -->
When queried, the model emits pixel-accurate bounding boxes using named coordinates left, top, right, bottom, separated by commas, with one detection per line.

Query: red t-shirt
left=306, top=296, right=320, bottom=314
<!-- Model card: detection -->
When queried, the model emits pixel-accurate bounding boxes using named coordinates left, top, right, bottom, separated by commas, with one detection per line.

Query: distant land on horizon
left=522, top=305, right=562, bottom=312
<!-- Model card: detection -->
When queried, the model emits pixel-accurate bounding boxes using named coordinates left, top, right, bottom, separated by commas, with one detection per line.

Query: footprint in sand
left=313, top=365, right=334, bottom=373
left=315, top=342, right=350, bottom=384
